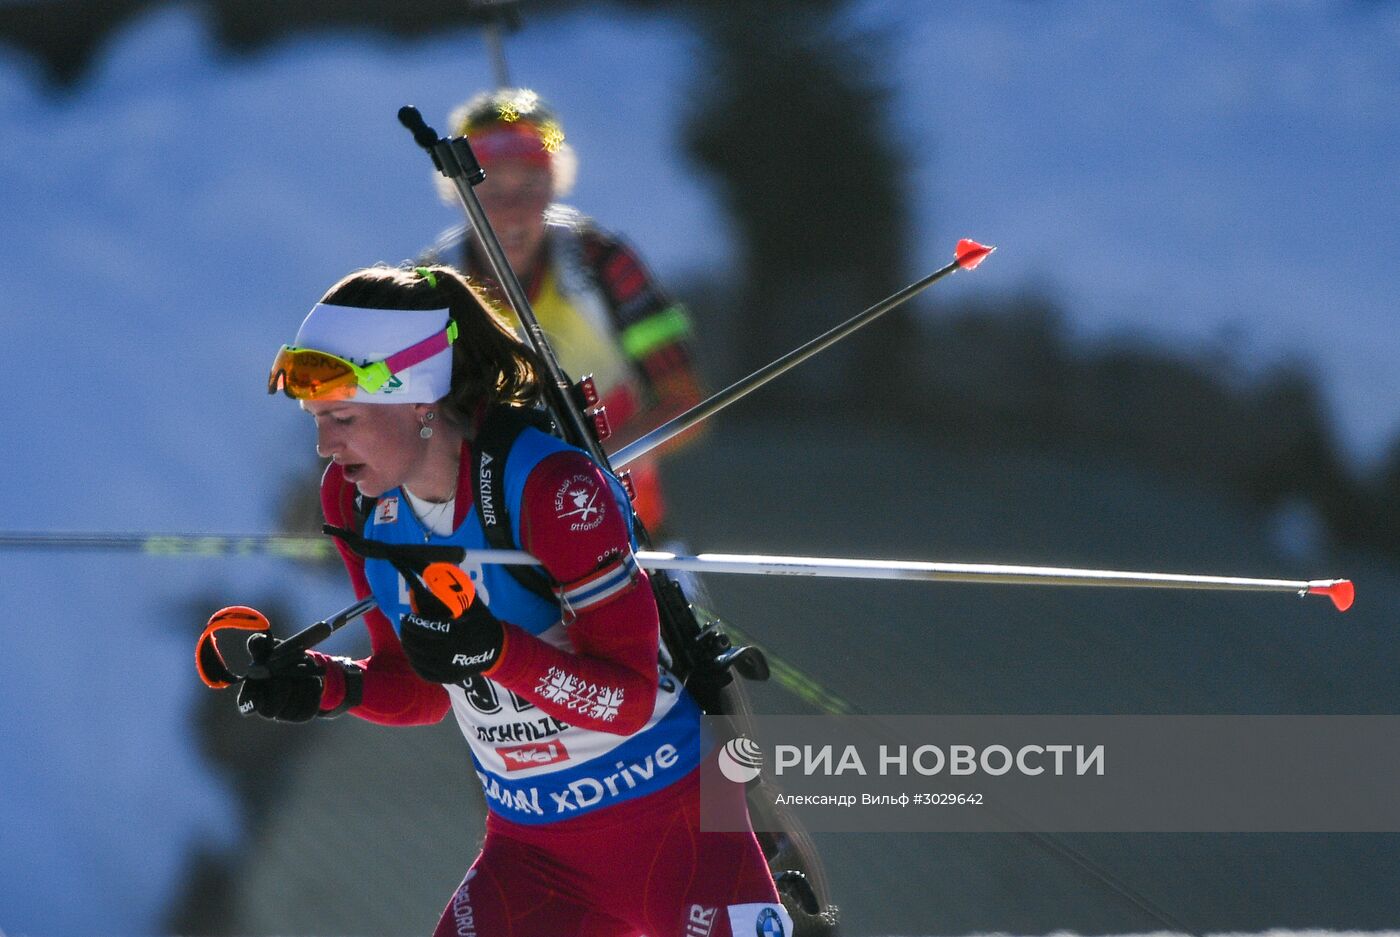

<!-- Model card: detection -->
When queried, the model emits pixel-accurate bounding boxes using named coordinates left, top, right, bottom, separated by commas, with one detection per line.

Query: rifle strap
left=471, top=404, right=560, bottom=605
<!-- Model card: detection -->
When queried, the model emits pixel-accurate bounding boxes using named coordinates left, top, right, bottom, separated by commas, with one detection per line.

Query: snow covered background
left=1, top=2, right=1399, bottom=934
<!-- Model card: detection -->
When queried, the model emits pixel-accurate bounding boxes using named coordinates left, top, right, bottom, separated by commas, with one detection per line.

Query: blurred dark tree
left=0, top=0, right=543, bottom=85
left=915, top=293, right=1074, bottom=442
left=909, top=295, right=1391, bottom=557
left=1361, top=440, right=1400, bottom=550
left=1232, top=368, right=1366, bottom=538
left=666, top=0, right=913, bottom=408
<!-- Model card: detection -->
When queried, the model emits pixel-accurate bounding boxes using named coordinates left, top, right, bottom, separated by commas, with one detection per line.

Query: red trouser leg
left=434, top=771, right=793, bottom=937
left=431, top=833, right=636, bottom=937
left=635, top=773, right=792, bottom=937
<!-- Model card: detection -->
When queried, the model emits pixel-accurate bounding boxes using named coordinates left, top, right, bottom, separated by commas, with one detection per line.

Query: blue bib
left=358, top=428, right=701, bottom=823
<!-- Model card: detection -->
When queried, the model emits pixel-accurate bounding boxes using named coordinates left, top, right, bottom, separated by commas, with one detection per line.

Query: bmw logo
left=756, top=906, right=785, bottom=937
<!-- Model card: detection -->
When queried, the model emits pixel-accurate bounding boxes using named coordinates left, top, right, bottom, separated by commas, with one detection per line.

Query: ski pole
left=197, top=561, right=472, bottom=688
left=0, top=530, right=333, bottom=558
left=611, top=238, right=994, bottom=468
left=7, top=530, right=1354, bottom=612
left=467, top=0, right=522, bottom=88
left=633, top=551, right=1355, bottom=611
left=196, top=596, right=376, bottom=689
left=362, top=545, right=1355, bottom=612
left=253, top=596, right=378, bottom=677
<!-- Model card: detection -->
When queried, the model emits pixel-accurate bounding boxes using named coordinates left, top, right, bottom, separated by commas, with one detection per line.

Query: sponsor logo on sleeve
left=554, top=474, right=605, bottom=533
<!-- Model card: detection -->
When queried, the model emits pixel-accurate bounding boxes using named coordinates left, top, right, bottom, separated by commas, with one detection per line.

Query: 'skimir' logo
left=717, top=736, right=763, bottom=783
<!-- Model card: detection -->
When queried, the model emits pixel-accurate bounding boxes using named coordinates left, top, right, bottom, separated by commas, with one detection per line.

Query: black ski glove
left=397, top=561, right=506, bottom=684
left=236, top=633, right=325, bottom=723
left=323, top=524, right=504, bottom=684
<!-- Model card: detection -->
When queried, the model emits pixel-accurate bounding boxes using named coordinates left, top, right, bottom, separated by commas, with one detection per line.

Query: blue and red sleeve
left=483, top=450, right=660, bottom=736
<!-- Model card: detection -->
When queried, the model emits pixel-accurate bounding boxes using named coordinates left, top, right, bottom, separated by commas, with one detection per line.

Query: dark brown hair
left=318, top=264, right=544, bottom=420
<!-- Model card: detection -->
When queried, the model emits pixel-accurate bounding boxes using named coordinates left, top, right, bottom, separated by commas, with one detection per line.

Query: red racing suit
left=314, top=433, right=788, bottom=937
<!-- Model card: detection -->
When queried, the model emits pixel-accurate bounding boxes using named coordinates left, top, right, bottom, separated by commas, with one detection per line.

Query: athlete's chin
left=341, top=462, right=382, bottom=497
left=352, top=475, right=391, bottom=499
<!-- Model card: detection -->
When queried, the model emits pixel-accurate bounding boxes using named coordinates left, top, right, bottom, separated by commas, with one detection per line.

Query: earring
left=420, top=410, right=436, bottom=439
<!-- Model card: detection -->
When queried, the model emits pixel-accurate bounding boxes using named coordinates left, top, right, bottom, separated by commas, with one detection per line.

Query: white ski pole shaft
left=452, top=548, right=1355, bottom=611
left=6, top=532, right=1351, bottom=610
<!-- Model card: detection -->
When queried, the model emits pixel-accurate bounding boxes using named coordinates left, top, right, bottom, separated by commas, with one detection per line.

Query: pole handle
left=244, top=596, right=377, bottom=680
left=397, top=105, right=440, bottom=150
left=399, top=106, right=485, bottom=185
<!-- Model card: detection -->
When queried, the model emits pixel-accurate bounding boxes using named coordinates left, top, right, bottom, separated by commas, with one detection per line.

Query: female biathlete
left=235, top=263, right=792, bottom=937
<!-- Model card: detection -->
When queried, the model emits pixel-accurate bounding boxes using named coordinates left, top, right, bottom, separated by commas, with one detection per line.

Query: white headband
left=293, top=303, right=454, bottom=404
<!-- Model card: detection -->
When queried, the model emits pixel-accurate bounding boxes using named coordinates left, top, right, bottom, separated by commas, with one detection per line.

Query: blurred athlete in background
left=421, top=87, right=705, bottom=536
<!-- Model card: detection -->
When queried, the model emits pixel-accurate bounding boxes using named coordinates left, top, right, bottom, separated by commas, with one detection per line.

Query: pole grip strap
left=195, top=606, right=270, bottom=689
